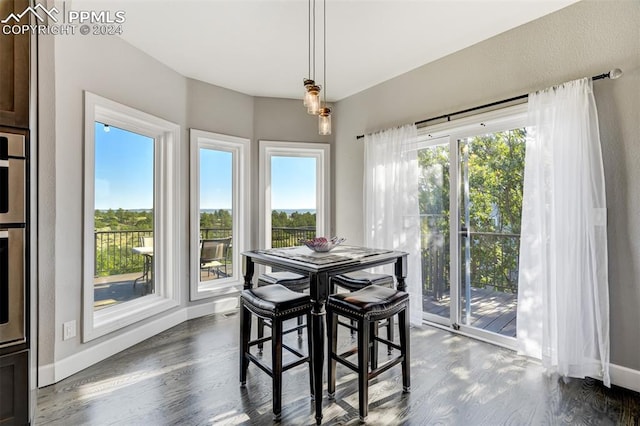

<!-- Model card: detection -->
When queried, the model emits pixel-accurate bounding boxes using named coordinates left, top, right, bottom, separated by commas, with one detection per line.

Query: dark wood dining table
left=242, top=245, right=408, bottom=425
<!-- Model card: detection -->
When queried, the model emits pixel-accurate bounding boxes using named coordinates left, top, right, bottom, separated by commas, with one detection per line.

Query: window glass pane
left=419, top=144, right=451, bottom=319
left=93, top=122, right=154, bottom=311
left=459, top=128, right=525, bottom=337
left=271, top=156, right=317, bottom=247
left=199, top=148, right=233, bottom=284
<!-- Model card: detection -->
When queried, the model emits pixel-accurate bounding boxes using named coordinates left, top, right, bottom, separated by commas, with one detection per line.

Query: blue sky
left=200, top=148, right=232, bottom=209
left=94, top=123, right=154, bottom=210
left=271, top=156, right=316, bottom=210
left=199, top=154, right=317, bottom=210
left=95, top=122, right=316, bottom=211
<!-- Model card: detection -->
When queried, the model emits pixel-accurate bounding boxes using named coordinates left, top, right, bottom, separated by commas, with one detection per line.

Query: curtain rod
left=355, top=68, right=623, bottom=140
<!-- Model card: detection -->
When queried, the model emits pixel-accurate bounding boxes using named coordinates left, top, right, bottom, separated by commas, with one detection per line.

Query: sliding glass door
left=419, top=138, right=451, bottom=321
left=458, top=129, right=525, bottom=340
left=418, top=105, right=526, bottom=347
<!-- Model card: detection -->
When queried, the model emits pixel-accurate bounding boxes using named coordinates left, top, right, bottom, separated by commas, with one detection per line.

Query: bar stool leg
left=357, top=319, right=370, bottom=422
left=306, top=312, right=315, bottom=399
left=298, top=315, right=304, bottom=338
left=272, top=319, right=284, bottom=421
left=327, top=309, right=338, bottom=400
left=369, top=321, right=378, bottom=370
left=257, top=318, right=265, bottom=354
left=387, top=316, right=395, bottom=355
left=398, top=306, right=411, bottom=392
left=239, top=304, right=252, bottom=386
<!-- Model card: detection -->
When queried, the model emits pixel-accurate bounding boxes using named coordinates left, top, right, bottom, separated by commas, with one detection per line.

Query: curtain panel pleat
left=517, top=78, right=610, bottom=386
left=364, top=124, right=423, bottom=326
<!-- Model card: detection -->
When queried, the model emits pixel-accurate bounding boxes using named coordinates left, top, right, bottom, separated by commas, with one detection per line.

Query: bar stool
left=258, top=271, right=310, bottom=292
left=257, top=271, right=310, bottom=351
left=327, top=284, right=410, bottom=422
left=331, top=271, right=395, bottom=354
left=240, top=283, right=314, bottom=421
left=330, top=271, right=394, bottom=293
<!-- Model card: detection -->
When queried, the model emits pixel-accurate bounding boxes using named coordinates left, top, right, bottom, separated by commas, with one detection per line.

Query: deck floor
left=93, top=270, right=229, bottom=310
left=424, top=287, right=517, bottom=337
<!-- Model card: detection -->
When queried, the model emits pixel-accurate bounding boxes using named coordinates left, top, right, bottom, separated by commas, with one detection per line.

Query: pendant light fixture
left=301, top=0, right=330, bottom=134
left=318, top=0, right=331, bottom=135
left=303, top=0, right=321, bottom=115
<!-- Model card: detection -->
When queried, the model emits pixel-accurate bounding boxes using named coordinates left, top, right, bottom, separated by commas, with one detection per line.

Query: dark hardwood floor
left=35, top=312, right=640, bottom=425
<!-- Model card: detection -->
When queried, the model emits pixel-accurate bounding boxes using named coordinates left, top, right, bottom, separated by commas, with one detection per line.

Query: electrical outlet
left=63, top=320, right=76, bottom=340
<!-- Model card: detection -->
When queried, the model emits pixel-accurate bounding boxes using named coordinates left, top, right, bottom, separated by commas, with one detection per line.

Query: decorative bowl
left=300, top=236, right=346, bottom=252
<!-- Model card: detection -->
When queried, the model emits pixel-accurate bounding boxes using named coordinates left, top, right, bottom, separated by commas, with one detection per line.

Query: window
left=417, top=103, right=527, bottom=348
left=189, top=130, right=250, bottom=300
left=83, top=92, right=181, bottom=341
left=259, top=141, right=330, bottom=249
left=93, top=123, right=155, bottom=307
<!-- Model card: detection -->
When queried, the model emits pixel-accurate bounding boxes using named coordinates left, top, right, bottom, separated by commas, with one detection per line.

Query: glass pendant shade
left=319, top=107, right=331, bottom=135
left=303, top=79, right=315, bottom=107
left=306, top=85, right=321, bottom=115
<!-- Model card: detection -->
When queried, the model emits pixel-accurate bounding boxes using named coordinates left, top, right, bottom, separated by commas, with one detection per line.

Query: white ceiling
left=76, top=0, right=580, bottom=101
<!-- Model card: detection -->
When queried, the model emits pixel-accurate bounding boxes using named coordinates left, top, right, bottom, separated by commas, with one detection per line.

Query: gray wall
left=333, top=0, right=640, bottom=370
left=39, top=33, right=188, bottom=364
left=253, top=96, right=335, bottom=246
left=38, top=31, right=331, bottom=370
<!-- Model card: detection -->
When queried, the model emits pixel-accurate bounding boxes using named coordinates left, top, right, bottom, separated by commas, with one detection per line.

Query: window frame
left=189, top=129, right=251, bottom=301
left=82, top=92, right=181, bottom=342
left=258, top=140, right=331, bottom=249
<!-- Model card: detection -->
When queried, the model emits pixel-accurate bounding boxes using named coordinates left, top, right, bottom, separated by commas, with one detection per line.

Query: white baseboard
left=38, top=297, right=239, bottom=387
left=38, top=363, right=54, bottom=388
left=610, top=363, right=640, bottom=393
left=186, top=295, right=239, bottom=320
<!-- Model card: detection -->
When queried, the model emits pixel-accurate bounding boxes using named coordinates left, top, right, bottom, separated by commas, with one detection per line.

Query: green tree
left=418, top=128, right=526, bottom=295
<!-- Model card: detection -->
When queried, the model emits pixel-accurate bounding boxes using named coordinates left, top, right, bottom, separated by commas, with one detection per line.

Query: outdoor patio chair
left=200, top=237, right=232, bottom=277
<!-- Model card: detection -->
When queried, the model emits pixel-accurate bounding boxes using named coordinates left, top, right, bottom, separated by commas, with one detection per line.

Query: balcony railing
left=271, top=227, right=316, bottom=248
left=95, top=225, right=519, bottom=297
left=94, top=227, right=317, bottom=277
left=94, top=229, right=153, bottom=277
left=422, top=231, right=520, bottom=298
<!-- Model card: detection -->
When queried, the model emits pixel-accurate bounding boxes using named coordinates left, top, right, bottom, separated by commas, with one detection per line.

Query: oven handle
left=0, top=135, right=9, bottom=214
left=0, top=160, right=7, bottom=214
left=0, top=230, right=8, bottom=324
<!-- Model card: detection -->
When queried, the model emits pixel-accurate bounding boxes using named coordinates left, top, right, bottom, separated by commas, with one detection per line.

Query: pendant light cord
left=323, top=0, right=326, bottom=105
left=312, top=0, right=316, bottom=81
left=307, top=0, right=311, bottom=79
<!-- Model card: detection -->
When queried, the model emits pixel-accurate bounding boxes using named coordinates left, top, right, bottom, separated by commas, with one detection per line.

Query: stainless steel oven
left=0, top=132, right=26, bottom=348
left=0, top=132, right=26, bottom=223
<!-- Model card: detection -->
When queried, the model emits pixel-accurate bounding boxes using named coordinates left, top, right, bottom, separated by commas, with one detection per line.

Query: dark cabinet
left=0, top=0, right=30, bottom=129
left=0, top=350, right=28, bottom=425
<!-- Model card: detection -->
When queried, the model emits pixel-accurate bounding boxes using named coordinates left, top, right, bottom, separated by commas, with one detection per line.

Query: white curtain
left=517, top=78, right=610, bottom=386
left=364, top=124, right=423, bottom=326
